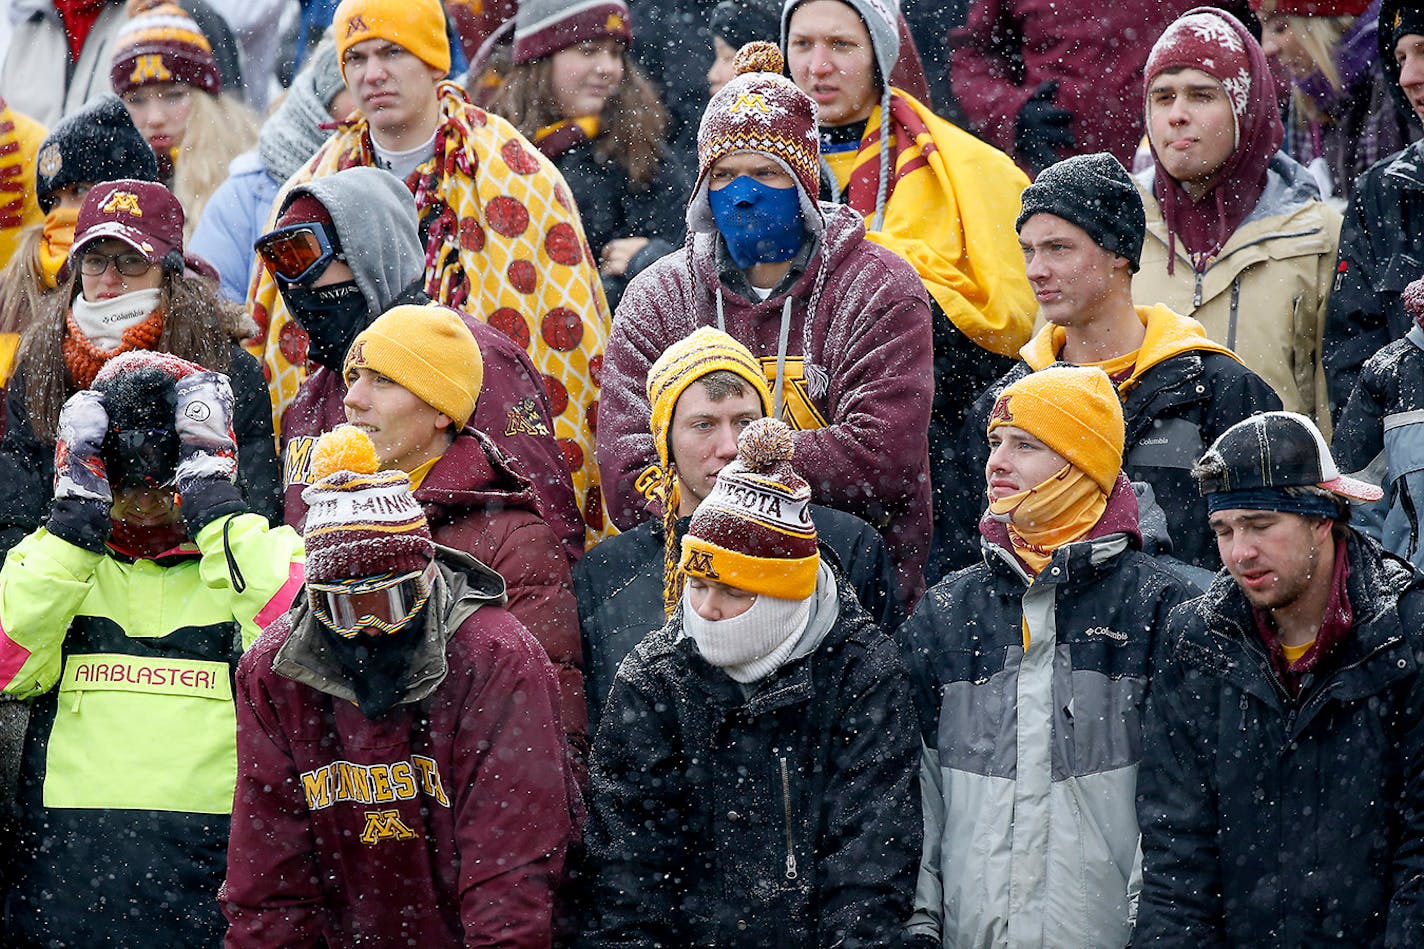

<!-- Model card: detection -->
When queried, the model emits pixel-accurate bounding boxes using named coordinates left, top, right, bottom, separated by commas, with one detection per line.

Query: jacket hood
left=271, top=543, right=507, bottom=706
left=414, top=428, right=544, bottom=529
left=283, top=166, right=423, bottom=317
left=1021, top=304, right=1239, bottom=385
left=979, top=471, right=1144, bottom=577
left=1136, top=151, right=1322, bottom=232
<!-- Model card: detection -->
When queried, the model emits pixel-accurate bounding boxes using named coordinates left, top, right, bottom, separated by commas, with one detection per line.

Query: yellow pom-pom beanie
left=333, top=0, right=451, bottom=76
left=987, top=365, right=1125, bottom=494
left=345, top=304, right=483, bottom=429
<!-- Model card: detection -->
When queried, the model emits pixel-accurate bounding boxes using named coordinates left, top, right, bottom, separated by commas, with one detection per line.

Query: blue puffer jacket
left=189, top=151, right=281, bottom=303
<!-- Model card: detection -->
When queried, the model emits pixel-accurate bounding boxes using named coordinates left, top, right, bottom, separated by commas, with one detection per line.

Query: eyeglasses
left=79, top=251, right=153, bottom=277
left=308, top=562, right=436, bottom=638
left=254, top=222, right=342, bottom=285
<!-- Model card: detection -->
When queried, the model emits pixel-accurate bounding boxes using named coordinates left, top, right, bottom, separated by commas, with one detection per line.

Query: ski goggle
left=307, top=562, right=437, bottom=639
left=254, top=222, right=342, bottom=285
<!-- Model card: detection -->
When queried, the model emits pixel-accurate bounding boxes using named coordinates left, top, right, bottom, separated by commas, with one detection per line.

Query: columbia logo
left=1085, top=626, right=1128, bottom=642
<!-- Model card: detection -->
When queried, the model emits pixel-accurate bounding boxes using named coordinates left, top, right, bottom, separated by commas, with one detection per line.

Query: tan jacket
left=1132, top=158, right=1341, bottom=434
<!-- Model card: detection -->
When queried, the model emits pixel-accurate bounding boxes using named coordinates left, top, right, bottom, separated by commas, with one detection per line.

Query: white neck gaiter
left=682, top=587, right=813, bottom=683
left=71, top=288, right=162, bottom=350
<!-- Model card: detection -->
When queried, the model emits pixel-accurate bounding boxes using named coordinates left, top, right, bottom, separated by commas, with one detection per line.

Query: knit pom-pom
left=1405, top=275, right=1424, bottom=321
left=310, top=424, right=380, bottom=482
left=738, top=417, right=794, bottom=471
left=734, top=41, right=784, bottom=77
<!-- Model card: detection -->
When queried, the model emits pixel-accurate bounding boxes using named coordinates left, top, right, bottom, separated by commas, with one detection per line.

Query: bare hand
left=599, top=237, right=651, bottom=277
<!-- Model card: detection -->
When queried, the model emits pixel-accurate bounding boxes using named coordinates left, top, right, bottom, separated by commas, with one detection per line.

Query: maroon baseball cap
left=71, top=179, right=185, bottom=264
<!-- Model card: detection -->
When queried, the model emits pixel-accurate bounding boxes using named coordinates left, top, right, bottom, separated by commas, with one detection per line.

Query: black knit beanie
left=34, top=95, right=160, bottom=213
left=1016, top=152, right=1146, bottom=273
left=710, top=0, right=780, bottom=52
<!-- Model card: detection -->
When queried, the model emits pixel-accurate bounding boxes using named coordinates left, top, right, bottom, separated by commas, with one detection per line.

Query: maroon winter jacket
left=951, top=0, right=1195, bottom=170
left=598, top=203, right=933, bottom=609
left=415, top=428, right=587, bottom=778
left=222, top=553, right=574, bottom=948
left=279, top=310, right=585, bottom=565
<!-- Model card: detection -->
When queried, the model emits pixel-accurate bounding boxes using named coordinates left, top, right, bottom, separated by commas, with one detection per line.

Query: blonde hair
left=0, top=225, right=53, bottom=338
left=1282, top=15, right=1352, bottom=91
left=172, top=90, right=259, bottom=238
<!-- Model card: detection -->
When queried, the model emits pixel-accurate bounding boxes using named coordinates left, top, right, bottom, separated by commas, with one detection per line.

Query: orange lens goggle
left=254, top=223, right=339, bottom=284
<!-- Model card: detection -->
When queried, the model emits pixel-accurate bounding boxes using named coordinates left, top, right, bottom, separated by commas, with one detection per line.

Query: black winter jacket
left=1136, top=531, right=1424, bottom=946
left=0, top=344, right=281, bottom=555
left=1325, top=139, right=1424, bottom=422
left=551, top=139, right=689, bottom=310
left=580, top=572, right=921, bottom=949
left=575, top=504, right=902, bottom=730
left=940, top=347, right=1281, bottom=574
left=1333, top=324, right=1424, bottom=567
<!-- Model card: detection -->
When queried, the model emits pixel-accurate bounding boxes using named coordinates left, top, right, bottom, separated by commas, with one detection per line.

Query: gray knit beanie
left=1016, top=152, right=1146, bottom=272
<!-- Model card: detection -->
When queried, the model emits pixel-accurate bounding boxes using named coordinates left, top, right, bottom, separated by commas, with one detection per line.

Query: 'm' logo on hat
left=129, top=54, right=173, bottom=85
left=101, top=191, right=144, bottom=217
left=37, top=143, right=61, bottom=179
left=989, top=394, right=1014, bottom=425
left=685, top=549, right=719, bottom=579
left=345, top=14, right=369, bottom=37
left=348, top=339, right=366, bottom=366
left=606, top=12, right=625, bottom=30
left=730, top=93, right=769, bottom=114
left=359, top=809, right=417, bottom=844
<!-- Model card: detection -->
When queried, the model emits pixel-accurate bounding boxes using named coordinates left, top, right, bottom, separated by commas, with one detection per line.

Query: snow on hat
left=1017, top=152, right=1146, bottom=272
left=109, top=0, right=221, bottom=98
left=1405, top=274, right=1424, bottom=332
left=988, top=365, right=1126, bottom=495
left=690, top=42, right=822, bottom=235
left=1146, top=8, right=1256, bottom=129
left=513, top=0, right=633, bottom=64
left=1195, top=411, right=1383, bottom=503
left=300, top=425, right=435, bottom=582
left=91, top=350, right=204, bottom=490
left=680, top=417, right=819, bottom=601
left=333, top=0, right=452, bottom=76
left=35, top=95, right=160, bottom=214
left=71, top=179, right=184, bottom=264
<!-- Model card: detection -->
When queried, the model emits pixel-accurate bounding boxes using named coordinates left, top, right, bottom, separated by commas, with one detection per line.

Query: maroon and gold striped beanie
left=680, top=417, right=819, bottom=600
left=110, top=0, right=221, bottom=98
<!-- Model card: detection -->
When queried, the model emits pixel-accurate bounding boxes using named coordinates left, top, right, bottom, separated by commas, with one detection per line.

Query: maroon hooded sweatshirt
left=415, top=428, right=587, bottom=778
left=279, top=313, right=586, bottom=565
left=222, top=555, right=573, bottom=948
left=598, top=202, right=934, bottom=609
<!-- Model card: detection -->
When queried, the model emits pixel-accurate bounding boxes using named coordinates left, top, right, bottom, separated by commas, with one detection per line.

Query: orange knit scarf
left=63, top=309, right=165, bottom=389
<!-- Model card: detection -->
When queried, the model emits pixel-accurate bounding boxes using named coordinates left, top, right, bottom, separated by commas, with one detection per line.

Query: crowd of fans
left=0, top=0, right=1421, bottom=945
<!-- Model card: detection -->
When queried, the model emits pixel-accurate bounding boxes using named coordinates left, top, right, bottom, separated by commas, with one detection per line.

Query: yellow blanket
left=247, top=82, right=612, bottom=541
left=844, top=89, right=1035, bottom=357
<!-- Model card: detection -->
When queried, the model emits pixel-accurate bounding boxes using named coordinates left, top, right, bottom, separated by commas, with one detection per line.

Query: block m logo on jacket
left=360, top=809, right=418, bottom=844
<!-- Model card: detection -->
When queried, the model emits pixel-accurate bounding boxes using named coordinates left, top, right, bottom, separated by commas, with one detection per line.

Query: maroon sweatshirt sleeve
left=449, top=611, right=574, bottom=947
left=595, top=262, right=685, bottom=530
left=483, top=514, right=590, bottom=787
left=949, top=0, right=1038, bottom=159
left=793, top=245, right=934, bottom=601
left=222, top=625, right=327, bottom=949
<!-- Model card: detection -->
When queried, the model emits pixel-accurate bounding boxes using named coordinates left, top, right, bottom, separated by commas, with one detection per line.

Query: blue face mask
left=707, top=175, right=804, bottom=270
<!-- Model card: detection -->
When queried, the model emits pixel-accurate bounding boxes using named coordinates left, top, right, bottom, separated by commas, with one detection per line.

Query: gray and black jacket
left=901, top=477, right=1195, bottom=947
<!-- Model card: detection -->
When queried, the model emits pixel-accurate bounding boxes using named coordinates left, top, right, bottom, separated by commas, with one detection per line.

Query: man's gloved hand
left=173, top=371, right=246, bottom=533
left=49, top=388, right=112, bottom=550
left=1015, top=81, right=1075, bottom=174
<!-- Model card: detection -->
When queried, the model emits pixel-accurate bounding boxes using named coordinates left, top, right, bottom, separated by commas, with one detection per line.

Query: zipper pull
left=786, top=851, right=799, bottom=880
left=1193, top=269, right=1204, bottom=309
